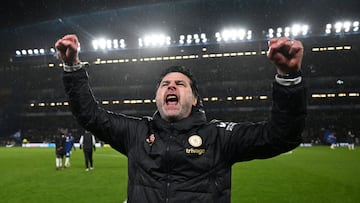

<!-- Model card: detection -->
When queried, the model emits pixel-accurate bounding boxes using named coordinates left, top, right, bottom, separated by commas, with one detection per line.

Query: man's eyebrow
left=161, top=79, right=186, bottom=83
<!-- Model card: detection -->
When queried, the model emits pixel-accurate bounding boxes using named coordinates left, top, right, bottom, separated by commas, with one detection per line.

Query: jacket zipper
left=165, top=125, right=174, bottom=203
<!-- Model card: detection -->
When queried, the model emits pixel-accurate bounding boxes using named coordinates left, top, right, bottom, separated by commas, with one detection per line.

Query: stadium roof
left=0, top=0, right=359, bottom=61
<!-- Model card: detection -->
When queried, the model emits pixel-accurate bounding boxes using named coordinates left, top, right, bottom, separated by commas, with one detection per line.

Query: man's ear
left=192, top=96, right=198, bottom=106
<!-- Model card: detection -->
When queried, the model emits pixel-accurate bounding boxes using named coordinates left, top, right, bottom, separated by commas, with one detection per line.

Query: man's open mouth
left=166, top=94, right=178, bottom=104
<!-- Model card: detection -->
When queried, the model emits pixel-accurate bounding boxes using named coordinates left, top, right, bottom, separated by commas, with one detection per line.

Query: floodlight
left=113, top=39, right=119, bottom=49
left=291, top=24, right=301, bottom=36
left=301, top=25, right=309, bottom=35
left=166, top=36, right=171, bottom=45
left=139, top=34, right=171, bottom=47
left=193, top=34, right=200, bottom=43
left=238, top=29, right=245, bottom=40
left=186, top=34, right=192, bottom=44
left=353, top=21, right=359, bottom=31
left=276, top=27, right=282, bottom=37
left=221, top=30, right=231, bottom=41
left=247, top=30, right=252, bottom=40
left=106, top=40, right=112, bottom=49
left=334, top=22, right=342, bottom=33
left=268, top=28, right=274, bottom=38
left=284, top=27, right=291, bottom=37
left=138, top=38, right=143, bottom=47
left=119, top=39, right=126, bottom=48
left=200, top=33, right=207, bottom=43
left=215, top=32, right=221, bottom=42
left=343, top=21, right=351, bottom=32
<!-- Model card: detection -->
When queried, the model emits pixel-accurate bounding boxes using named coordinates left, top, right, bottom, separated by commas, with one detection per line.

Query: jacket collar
left=152, top=106, right=207, bottom=133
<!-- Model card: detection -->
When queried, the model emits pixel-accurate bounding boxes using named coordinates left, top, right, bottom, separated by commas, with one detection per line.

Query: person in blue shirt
left=64, top=128, right=75, bottom=167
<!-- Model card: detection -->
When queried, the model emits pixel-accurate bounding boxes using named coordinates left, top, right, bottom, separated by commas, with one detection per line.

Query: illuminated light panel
left=216, top=28, right=252, bottom=42
left=259, top=96, right=268, bottom=100
left=102, top=101, right=110, bottom=105
left=267, top=24, right=309, bottom=38
left=349, top=93, right=359, bottom=97
left=336, top=46, right=343, bottom=50
left=139, top=34, right=171, bottom=47
left=311, top=94, right=326, bottom=98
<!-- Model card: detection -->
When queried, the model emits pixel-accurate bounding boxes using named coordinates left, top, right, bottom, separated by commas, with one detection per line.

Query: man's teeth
left=166, top=95, right=178, bottom=102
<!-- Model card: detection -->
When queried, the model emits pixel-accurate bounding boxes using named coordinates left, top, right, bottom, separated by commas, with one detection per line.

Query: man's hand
left=267, top=37, right=304, bottom=75
left=55, top=34, right=80, bottom=65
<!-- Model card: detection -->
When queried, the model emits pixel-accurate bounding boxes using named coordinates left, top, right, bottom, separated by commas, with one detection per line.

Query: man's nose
left=167, top=82, right=177, bottom=89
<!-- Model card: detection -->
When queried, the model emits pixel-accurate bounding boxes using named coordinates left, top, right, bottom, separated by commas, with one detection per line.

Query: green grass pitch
left=0, top=146, right=359, bottom=203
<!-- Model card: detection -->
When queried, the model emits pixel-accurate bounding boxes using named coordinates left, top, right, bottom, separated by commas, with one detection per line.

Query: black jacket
left=80, top=132, right=96, bottom=151
left=63, top=68, right=306, bottom=203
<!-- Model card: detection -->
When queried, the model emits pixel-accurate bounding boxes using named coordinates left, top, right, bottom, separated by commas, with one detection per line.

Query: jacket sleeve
left=225, top=80, right=307, bottom=163
left=62, top=68, right=141, bottom=155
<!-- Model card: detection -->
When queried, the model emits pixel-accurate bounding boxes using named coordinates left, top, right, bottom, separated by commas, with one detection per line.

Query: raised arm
left=225, top=37, right=307, bottom=163
left=55, top=34, right=141, bottom=155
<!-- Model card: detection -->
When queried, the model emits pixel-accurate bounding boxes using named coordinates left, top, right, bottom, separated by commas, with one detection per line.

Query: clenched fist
left=55, top=34, right=80, bottom=66
left=267, top=37, right=303, bottom=75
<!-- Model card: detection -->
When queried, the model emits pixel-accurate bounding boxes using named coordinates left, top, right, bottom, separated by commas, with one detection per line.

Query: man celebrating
left=56, top=34, right=306, bottom=202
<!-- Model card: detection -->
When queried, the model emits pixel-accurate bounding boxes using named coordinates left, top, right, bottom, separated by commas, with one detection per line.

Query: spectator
left=55, top=129, right=66, bottom=170
left=79, top=130, right=96, bottom=171
left=347, top=130, right=356, bottom=150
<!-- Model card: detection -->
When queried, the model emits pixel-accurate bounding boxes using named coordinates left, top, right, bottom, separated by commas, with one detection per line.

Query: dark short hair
left=157, top=66, right=199, bottom=98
